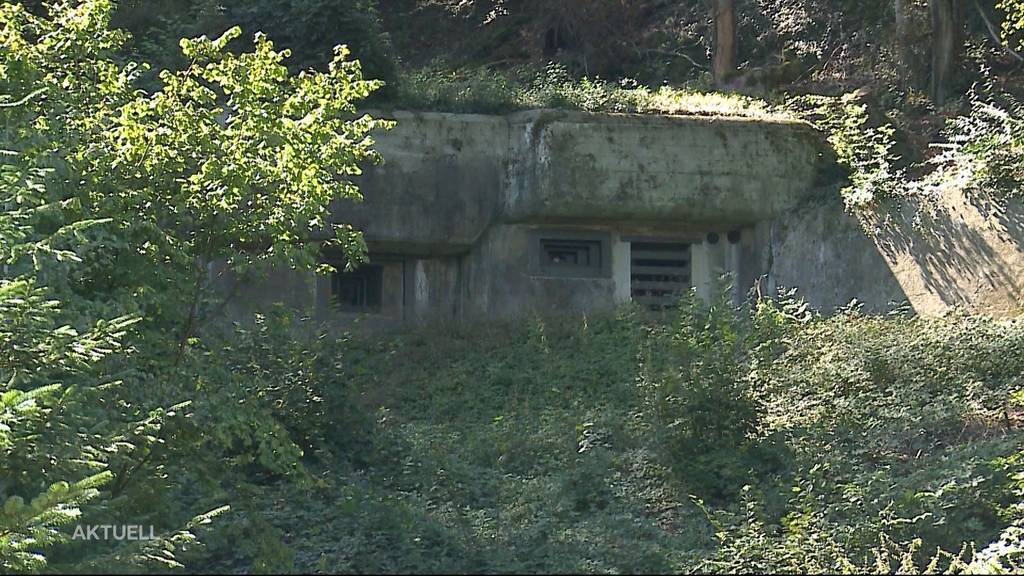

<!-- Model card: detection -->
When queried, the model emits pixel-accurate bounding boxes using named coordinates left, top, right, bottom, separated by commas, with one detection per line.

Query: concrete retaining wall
left=772, top=191, right=1024, bottom=316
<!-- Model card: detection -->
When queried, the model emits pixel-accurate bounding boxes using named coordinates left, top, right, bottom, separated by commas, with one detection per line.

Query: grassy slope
left=208, top=313, right=713, bottom=573
left=197, top=304, right=1024, bottom=574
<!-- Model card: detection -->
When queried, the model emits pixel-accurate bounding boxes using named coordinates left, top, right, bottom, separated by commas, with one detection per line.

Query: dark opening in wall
left=542, top=239, right=601, bottom=268
left=630, top=241, right=691, bottom=310
left=530, top=230, right=611, bottom=278
left=332, top=264, right=383, bottom=311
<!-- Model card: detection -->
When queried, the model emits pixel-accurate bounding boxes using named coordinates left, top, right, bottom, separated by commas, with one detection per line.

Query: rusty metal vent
left=630, top=242, right=690, bottom=310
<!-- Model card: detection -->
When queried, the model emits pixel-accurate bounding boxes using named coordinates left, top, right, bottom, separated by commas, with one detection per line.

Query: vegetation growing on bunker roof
left=382, top=63, right=792, bottom=120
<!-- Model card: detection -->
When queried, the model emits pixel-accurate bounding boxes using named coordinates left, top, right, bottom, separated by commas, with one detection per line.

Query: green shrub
left=156, top=302, right=1024, bottom=574
left=790, top=75, right=1024, bottom=208
left=391, top=62, right=784, bottom=118
left=1, top=1, right=389, bottom=569
left=640, top=289, right=794, bottom=503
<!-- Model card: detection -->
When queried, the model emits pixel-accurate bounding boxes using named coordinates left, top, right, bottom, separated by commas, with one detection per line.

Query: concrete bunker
left=226, top=108, right=839, bottom=328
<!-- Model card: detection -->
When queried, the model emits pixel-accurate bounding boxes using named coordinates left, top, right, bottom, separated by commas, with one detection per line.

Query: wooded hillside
left=3, top=1, right=1024, bottom=574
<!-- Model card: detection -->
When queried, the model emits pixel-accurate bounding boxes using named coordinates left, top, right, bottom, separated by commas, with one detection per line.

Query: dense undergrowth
left=790, top=75, right=1024, bottom=209
left=383, top=63, right=784, bottom=118
left=184, top=296, right=1024, bottom=573
left=6, top=1, right=1024, bottom=573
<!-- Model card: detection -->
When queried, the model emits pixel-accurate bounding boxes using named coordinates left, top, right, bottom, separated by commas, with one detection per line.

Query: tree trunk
left=895, top=0, right=908, bottom=65
left=712, top=0, right=736, bottom=86
left=929, top=0, right=963, bottom=105
left=894, top=0, right=919, bottom=88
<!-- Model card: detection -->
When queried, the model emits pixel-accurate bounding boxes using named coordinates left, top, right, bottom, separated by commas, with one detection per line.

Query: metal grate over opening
left=630, top=242, right=691, bottom=310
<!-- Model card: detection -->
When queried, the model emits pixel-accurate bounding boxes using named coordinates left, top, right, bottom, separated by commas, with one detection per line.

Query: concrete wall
left=284, top=108, right=827, bottom=329
left=772, top=191, right=1024, bottom=316
left=504, top=110, right=828, bottom=225
left=335, top=112, right=508, bottom=252
left=335, top=109, right=828, bottom=241
left=464, top=224, right=617, bottom=319
left=222, top=107, right=1024, bottom=330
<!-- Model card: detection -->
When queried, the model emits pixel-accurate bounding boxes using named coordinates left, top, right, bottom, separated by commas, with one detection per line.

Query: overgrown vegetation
left=5, top=0, right=1024, bottom=574
left=1, top=0, right=388, bottom=570
left=170, top=294, right=1024, bottom=573
left=380, top=0, right=1024, bottom=211
left=790, top=75, right=1024, bottom=208
left=111, top=0, right=398, bottom=91
left=388, top=63, right=784, bottom=118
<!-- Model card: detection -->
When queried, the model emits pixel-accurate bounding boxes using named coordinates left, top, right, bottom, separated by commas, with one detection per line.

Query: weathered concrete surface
left=866, top=193, right=1024, bottom=316
left=505, top=110, right=830, bottom=226
left=771, top=190, right=1024, bottom=316
left=463, top=224, right=619, bottom=320
left=224, top=108, right=1024, bottom=328
left=770, top=193, right=908, bottom=312
left=333, top=111, right=508, bottom=252
left=296, top=108, right=831, bottom=327
left=337, top=109, right=831, bottom=244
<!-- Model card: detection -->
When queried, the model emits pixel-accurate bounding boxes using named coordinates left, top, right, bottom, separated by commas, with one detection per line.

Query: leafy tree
left=1000, top=0, right=1024, bottom=47
left=226, top=0, right=397, bottom=85
left=1, top=0, right=391, bottom=569
left=0, top=109, right=133, bottom=572
left=3, top=0, right=391, bottom=338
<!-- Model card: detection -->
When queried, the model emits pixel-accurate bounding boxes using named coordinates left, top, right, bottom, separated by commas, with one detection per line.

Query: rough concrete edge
left=363, top=106, right=817, bottom=130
